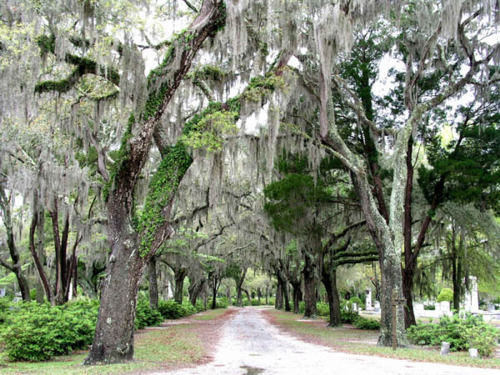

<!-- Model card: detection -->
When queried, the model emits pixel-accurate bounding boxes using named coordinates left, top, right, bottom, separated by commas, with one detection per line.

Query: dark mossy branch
left=35, top=34, right=120, bottom=94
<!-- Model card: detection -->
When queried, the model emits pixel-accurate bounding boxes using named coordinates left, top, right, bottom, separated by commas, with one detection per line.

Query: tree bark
left=302, top=252, right=317, bottom=318
left=275, top=281, right=283, bottom=310
left=322, top=266, right=342, bottom=326
left=148, top=256, right=159, bottom=310
left=174, top=268, right=187, bottom=304
left=84, top=1, right=226, bottom=365
left=0, top=186, right=31, bottom=301
left=84, top=234, right=145, bottom=364
left=290, top=281, right=302, bottom=314
left=29, top=208, right=52, bottom=302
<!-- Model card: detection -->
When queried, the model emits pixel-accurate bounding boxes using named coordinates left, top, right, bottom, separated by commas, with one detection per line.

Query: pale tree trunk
left=0, top=185, right=30, bottom=301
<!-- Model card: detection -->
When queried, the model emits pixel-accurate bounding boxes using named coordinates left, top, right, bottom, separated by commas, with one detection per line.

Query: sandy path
left=152, top=307, right=500, bottom=375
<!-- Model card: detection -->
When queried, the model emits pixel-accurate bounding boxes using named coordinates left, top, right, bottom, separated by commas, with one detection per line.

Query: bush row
left=407, top=313, right=500, bottom=357
left=0, top=296, right=219, bottom=362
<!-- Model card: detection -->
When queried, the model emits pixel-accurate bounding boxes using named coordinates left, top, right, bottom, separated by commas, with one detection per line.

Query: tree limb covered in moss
left=35, top=53, right=120, bottom=94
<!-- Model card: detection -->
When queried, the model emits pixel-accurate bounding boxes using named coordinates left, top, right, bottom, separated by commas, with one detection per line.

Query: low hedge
left=408, top=313, right=499, bottom=357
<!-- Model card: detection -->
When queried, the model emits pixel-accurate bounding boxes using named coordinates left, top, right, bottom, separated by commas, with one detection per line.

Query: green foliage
left=36, top=34, right=55, bottom=55
left=137, top=143, right=192, bottom=256
left=349, top=296, right=365, bottom=309
left=157, top=300, right=204, bottom=320
left=243, top=74, right=284, bottom=102
left=437, top=288, right=453, bottom=303
left=182, top=110, right=238, bottom=151
left=210, top=297, right=229, bottom=309
left=408, top=313, right=500, bottom=357
left=424, top=304, right=436, bottom=310
left=135, top=299, right=164, bottom=330
left=0, top=299, right=99, bottom=361
left=158, top=300, right=186, bottom=319
left=340, top=300, right=360, bottom=324
left=353, top=316, right=381, bottom=330
left=418, top=124, right=500, bottom=214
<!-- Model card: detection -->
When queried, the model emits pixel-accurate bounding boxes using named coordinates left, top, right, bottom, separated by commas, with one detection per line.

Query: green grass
left=0, top=308, right=228, bottom=374
left=191, top=308, right=227, bottom=320
left=267, top=309, right=500, bottom=369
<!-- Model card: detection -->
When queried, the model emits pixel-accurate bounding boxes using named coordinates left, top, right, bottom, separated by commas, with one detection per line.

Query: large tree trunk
left=174, top=269, right=187, bottom=304
left=275, top=282, right=283, bottom=310
left=148, top=256, right=159, bottom=310
left=188, top=277, right=206, bottom=307
left=322, top=266, right=341, bottom=326
left=290, top=281, right=302, bottom=314
left=302, top=252, right=317, bottom=318
left=84, top=1, right=226, bottom=365
left=84, top=234, right=144, bottom=364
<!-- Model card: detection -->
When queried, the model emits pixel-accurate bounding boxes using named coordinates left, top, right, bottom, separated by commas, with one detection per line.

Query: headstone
left=0, top=288, right=5, bottom=297
left=464, top=276, right=479, bottom=313
left=374, top=301, right=381, bottom=312
left=352, top=302, right=357, bottom=311
left=440, top=342, right=450, bottom=356
left=414, top=303, right=424, bottom=315
left=487, top=303, right=495, bottom=312
left=469, top=348, right=479, bottom=358
left=365, top=289, right=373, bottom=310
left=440, top=301, right=451, bottom=316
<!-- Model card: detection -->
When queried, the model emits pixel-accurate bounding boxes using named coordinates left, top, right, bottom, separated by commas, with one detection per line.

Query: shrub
left=135, top=299, right=163, bottom=330
left=349, top=296, right=364, bottom=309
left=407, top=313, right=499, bottom=356
left=266, top=297, right=276, bottom=306
left=353, top=316, right=380, bottom=330
left=251, top=299, right=261, bottom=306
left=316, top=302, right=329, bottom=317
left=423, top=304, right=436, bottom=310
left=340, top=300, right=360, bottom=324
left=0, top=299, right=98, bottom=361
left=211, top=297, right=229, bottom=308
left=158, top=300, right=185, bottom=319
left=437, top=288, right=453, bottom=303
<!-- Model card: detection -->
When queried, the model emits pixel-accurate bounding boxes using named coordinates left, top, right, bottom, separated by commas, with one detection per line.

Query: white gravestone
left=365, top=289, right=373, bottom=310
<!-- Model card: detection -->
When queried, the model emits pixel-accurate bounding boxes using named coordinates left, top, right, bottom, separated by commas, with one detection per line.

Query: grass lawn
left=0, top=308, right=231, bottom=375
left=263, top=309, right=500, bottom=369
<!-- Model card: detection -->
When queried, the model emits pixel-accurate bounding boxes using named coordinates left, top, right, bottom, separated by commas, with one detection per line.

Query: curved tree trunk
left=84, top=1, right=226, bottom=364
left=0, top=185, right=31, bottom=301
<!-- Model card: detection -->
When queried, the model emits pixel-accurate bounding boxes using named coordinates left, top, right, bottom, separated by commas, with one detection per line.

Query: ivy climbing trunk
left=84, top=0, right=226, bottom=365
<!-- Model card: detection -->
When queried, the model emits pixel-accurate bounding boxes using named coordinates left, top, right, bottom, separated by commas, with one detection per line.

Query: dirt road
left=153, top=307, right=500, bottom=375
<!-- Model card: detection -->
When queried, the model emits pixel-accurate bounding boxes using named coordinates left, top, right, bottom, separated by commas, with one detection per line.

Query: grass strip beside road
left=263, top=309, right=500, bottom=369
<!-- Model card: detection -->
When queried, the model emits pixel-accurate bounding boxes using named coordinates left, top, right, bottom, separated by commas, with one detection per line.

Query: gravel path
left=152, top=307, right=500, bottom=375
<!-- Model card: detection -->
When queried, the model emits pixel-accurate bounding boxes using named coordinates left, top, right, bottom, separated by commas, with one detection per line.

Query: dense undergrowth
left=0, top=296, right=228, bottom=362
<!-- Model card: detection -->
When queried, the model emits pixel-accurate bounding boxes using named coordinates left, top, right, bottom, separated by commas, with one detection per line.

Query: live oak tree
left=2, top=0, right=499, bottom=360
